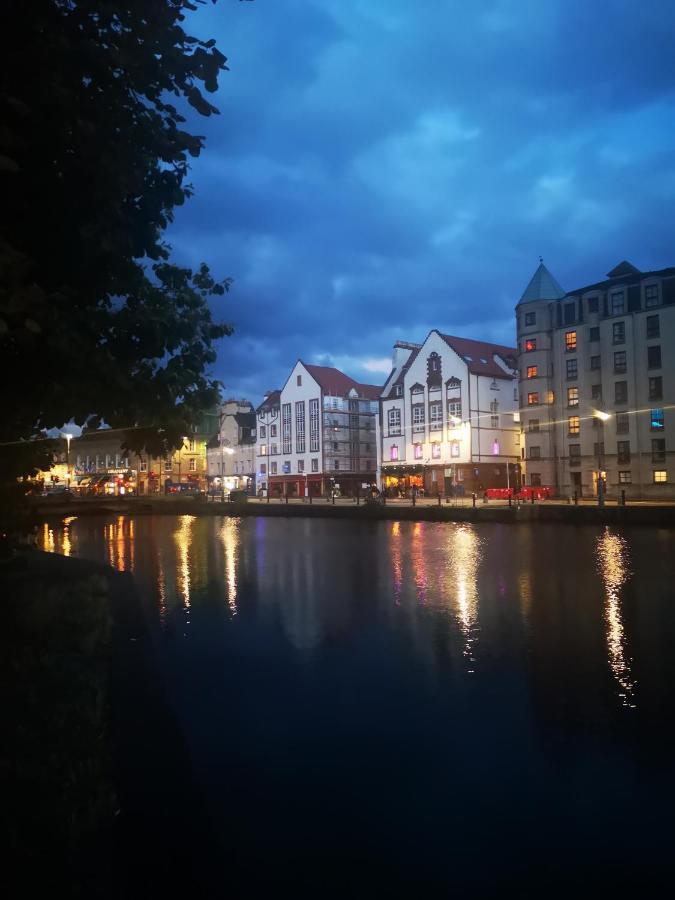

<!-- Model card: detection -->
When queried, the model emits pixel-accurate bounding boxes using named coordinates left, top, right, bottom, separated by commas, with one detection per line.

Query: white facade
left=517, top=260, right=675, bottom=498
left=206, top=399, right=256, bottom=492
left=377, top=331, right=520, bottom=495
left=255, top=362, right=380, bottom=497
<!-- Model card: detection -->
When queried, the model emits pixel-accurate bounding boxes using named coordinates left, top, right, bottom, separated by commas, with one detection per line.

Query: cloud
left=165, top=0, right=675, bottom=405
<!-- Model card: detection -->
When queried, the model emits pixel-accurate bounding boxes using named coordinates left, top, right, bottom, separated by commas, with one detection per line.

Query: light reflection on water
left=446, top=525, right=481, bottom=672
left=596, top=527, right=636, bottom=708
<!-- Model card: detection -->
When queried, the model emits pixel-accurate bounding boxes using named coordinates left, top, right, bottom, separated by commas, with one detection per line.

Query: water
left=40, top=515, right=675, bottom=894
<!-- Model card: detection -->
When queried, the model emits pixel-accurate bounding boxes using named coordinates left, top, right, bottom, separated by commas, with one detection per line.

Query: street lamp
left=593, top=409, right=611, bottom=506
left=62, top=433, right=73, bottom=488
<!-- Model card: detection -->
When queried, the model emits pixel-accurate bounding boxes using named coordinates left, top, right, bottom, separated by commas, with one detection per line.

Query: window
left=565, top=331, right=577, bottom=352
left=526, top=365, right=538, bottom=379
left=610, top=292, right=625, bottom=315
left=589, top=326, right=600, bottom=342
left=646, top=315, right=660, bottom=339
left=429, top=401, right=442, bottom=431
left=652, top=439, right=666, bottom=463
left=525, top=312, right=536, bottom=326
left=390, top=445, right=399, bottom=461
left=647, top=345, right=661, bottom=369
left=260, top=444, right=268, bottom=456
left=567, top=387, right=579, bottom=408
left=612, top=321, right=625, bottom=344
left=619, top=471, right=632, bottom=484
left=270, top=462, right=277, bottom=474
left=260, top=463, right=267, bottom=475
left=270, top=443, right=278, bottom=455
left=649, top=377, right=663, bottom=401
left=388, top=407, right=401, bottom=435
left=270, top=424, right=277, bottom=438
left=309, top=399, right=319, bottom=451
left=296, top=374, right=302, bottom=386
left=528, top=419, right=540, bottom=433
left=311, top=458, right=318, bottom=472
left=616, top=413, right=629, bottom=434
left=594, top=441, right=605, bottom=457
left=298, top=459, right=305, bottom=473
left=491, top=415, right=499, bottom=428
left=591, top=355, right=601, bottom=370
left=651, top=408, right=664, bottom=430
left=189, top=438, right=196, bottom=452
left=395, top=384, right=403, bottom=397
left=189, top=458, right=196, bottom=472
left=530, top=473, right=542, bottom=486
left=645, top=284, right=660, bottom=308
left=282, top=403, right=292, bottom=454
left=295, top=401, right=306, bottom=453
left=282, top=461, right=291, bottom=474
left=164, top=459, right=172, bottom=472
left=617, top=441, right=630, bottom=463
left=613, top=351, right=627, bottom=374
left=615, top=381, right=628, bottom=404
left=527, top=392, right=539, bottom=406
left=529, top=446, right=541, bottom=459
left=492, top=440, right=500, bottom=455
left=566, top=358, right=578, bottom=380
left=447, top=399, right=462, bottom=420
left=432, top=442, right=441, bottom=459
left=653, top=470, right=667, bottom=484
left=524, top=338, right=537, bottom=352
left=568, top=416, right=580, bottom=435
left=547, top=390, right=555, bottom=405
left=412, top=405, right=425, bottom=432
left=414, top=443, right=423, bottom=460
left=588, top=296, right=599, bottom=313
left=564, top=303, right=576, bottom=324
left=591, top=384, right=602, bottom=400
left=569, top=444, right=581, bottom=464
left=451, top=441, right=460, bottom=457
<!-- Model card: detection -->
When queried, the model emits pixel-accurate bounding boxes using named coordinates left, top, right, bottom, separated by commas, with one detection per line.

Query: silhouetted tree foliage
left=0, top=0, right=236, bottom=460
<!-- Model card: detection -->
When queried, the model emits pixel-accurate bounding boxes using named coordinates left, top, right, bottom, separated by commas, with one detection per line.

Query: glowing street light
left=62, top=432, right=73, bottom=487
left=592, top=410, right=612, bottom=506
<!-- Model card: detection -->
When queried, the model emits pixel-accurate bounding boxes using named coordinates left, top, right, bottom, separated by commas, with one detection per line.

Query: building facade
left=255, top=362, right=381, bottom=497
left=206, top=399, right=256, bottom=493
left=377, top=331, right=521, bottom=496
left=516, top=260, right=675, bottom=498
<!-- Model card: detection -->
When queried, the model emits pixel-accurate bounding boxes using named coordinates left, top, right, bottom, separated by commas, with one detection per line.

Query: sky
left=167, top=0, right=675, bottom=406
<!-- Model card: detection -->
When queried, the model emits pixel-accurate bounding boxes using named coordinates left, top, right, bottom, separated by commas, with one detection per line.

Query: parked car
left=165, top=482, right=204, bottom=496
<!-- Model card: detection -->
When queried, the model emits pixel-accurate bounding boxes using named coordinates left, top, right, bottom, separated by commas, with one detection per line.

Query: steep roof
left=566, top=263, right=675, bottom=296
left=256, top=390, right=281, bottom=414
left=607, top=260, right=641, bottom=278
left=383, top=346, right=422, bottom=398
left=302, top=363, right=381, bottom=399
left=438, top=333, right=517, bottom=380
left=518, top=262, right=566, bottom=305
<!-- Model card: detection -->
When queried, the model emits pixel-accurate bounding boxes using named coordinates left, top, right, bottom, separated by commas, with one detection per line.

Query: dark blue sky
left=168, top=0, right=675, bottom=404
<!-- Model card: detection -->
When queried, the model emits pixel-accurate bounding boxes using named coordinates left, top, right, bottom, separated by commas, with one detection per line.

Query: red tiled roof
left=438, top=333, right=517, bottom=379
left=303, top=363, right=382, bottom=399
left=256, top=390, right=281, bottom=413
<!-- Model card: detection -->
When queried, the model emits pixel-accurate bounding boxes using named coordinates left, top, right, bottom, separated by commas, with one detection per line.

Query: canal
left=41, top=515, right=675, bottom=894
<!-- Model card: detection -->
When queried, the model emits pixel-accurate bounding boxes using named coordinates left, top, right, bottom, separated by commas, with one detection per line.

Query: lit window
left=189, top=458, right=196, bottom=471
left=390, top=445, right=399, bottom=461
left=565, top=331, right=577, bottom=351
left=651, top=409, right=664, bottom=430
left=526, top=366, right=538, bottom=379
left=432, top=442, right=441, bottom=459
left=568, top=416, right=580, bottom=435
left=451, top=441, right=460, bottom=457
left=260, top=444, right=267, bottom=456
left=414, top=443, right=423, bottom=459
left=525, top=338, right=536, bottom=352
left=492, top=440, right=500, bottom=455
left=653, top=470, right=667, bottom=484
left=567, top=387, right=579, bottom=408
left=618, top=471, right=632, bottom=484
left=527, top=392, right=539, bottom=405
left=546, top=390, right=555, bottom=404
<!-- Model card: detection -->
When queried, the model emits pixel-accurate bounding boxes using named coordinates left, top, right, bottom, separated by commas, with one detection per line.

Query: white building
left=517, top=259, right=675, bottom=498
left=377, top=332, right=520, bottom=496
left=206, top=399, right=256, bottom=493
left=255, top=362, right=381, bottom=497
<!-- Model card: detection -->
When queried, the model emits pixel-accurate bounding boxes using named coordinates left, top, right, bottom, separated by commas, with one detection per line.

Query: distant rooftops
left=518, top=259, right=675, bottom=305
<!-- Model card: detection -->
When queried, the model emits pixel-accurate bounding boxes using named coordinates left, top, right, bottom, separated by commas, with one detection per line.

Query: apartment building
left=206, top=399, right=256, bottom=493
left=517, top=260, right=675, bottom=498
left=255, top=363, right=380, bottom=497
left=377, top=331, right=521, bottom=496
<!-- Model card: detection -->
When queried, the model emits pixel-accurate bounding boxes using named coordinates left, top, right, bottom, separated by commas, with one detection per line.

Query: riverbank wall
left=31, top=497, right=675, bottom=527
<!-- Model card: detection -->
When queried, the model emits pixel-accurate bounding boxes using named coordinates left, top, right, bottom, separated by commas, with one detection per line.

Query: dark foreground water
left=41, top=515, right=675, bottom=895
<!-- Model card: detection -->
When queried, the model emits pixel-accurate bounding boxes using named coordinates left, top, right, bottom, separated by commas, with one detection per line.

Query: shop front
left=268, top=474, right=323, bottom=498
left=381, top=464, right=426, bottom=498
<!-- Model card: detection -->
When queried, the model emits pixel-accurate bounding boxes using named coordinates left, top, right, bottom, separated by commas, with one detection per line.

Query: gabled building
left=255, top=363, right=381, bottom=498
left=516, top=259, right=675, bottom=498
left=206, top=399, right=257, bottom=493
left=377, top=332, right=520, bottom=496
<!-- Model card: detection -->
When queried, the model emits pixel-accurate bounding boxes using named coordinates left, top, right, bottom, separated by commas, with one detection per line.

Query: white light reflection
left=596, top=528, right=636, bottom=708
left=390, top=521, right=402, bottom=606
left=411, top=522, right=428, bottom=605
left=447, top=525, right=481, bottom=673
left=220, top=518, right=240, bottom=616
left=174, top=515, right=195, bottom=616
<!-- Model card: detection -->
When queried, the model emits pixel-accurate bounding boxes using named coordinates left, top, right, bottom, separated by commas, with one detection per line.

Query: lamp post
left=593, top=410, right=611, bottom=507
left=62, top=433, right=73, bottom=488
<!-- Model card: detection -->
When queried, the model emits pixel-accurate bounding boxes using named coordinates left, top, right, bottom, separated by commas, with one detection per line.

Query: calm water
left=41, top=515, right=675, bottom=894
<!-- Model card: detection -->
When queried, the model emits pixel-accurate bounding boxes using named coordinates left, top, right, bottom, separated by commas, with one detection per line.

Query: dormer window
left=395, top=384, right=403, bottom=396
left=463, top=355, right=472, bottom=363
left=480, top=357, right=488, bottom=364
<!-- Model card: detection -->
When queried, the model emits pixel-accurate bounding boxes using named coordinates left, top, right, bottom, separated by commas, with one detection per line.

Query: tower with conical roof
left=516, top=261, right=566, bottom=491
